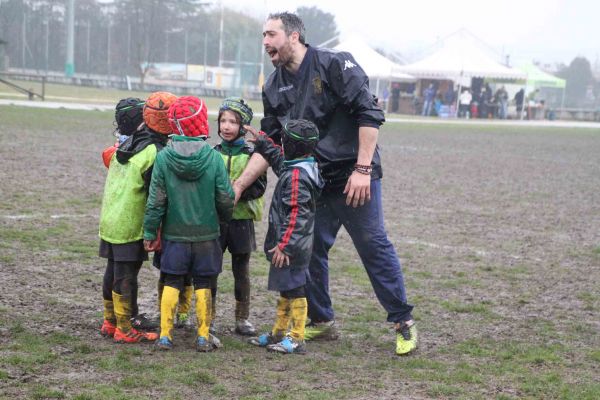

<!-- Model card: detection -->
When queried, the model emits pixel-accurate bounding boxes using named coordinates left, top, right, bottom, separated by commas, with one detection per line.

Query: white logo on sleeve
left=344, top=60, right=356, bottom=70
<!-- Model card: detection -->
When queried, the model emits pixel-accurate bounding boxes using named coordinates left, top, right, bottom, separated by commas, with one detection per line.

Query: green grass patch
left=440, top=300, right=492, bottom=315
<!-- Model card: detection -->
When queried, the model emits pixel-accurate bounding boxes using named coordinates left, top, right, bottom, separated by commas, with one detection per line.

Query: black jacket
left=261, top=45, right=385, bottom=189
left=253, top=135, right=323, bottom=276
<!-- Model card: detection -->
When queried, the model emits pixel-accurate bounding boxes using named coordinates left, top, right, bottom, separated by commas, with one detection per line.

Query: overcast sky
left=224, top=0, right=599, bottom=67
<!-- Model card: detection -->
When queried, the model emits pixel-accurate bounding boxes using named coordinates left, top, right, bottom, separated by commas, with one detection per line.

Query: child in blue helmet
left=211, top=97, right=267, bottom=336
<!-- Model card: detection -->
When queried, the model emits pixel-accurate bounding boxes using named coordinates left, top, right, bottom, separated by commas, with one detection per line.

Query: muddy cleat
left=248, top=332, right=282, bottom=347
left=395, top=320, right=418, bottom=356
left=209, top=333, right=223, bottom=349
left=114, top=328, right=159, bottom=344
left=155, top=336, right=173, bottom=350
left=175, top=313, right=193, bottom=330
left=267, top=335, right=306, bottom=354
left=235, top=319, right=257, bottom=336
left=304, top=320, right=339, bottom=341
left=196, top=336, right=214, bottom=352
left=130, top=313, right=159, bottom=331
left=100, top=320, right=116, bottom=338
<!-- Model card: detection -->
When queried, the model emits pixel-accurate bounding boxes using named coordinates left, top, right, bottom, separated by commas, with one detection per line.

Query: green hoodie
left=143, top=135, right=234, bottom=242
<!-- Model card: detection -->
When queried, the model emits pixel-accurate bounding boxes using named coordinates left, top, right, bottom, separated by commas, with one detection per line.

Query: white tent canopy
left=333, top=37, right=415, bottom=82
left=396, top=31, right=526, bottom=81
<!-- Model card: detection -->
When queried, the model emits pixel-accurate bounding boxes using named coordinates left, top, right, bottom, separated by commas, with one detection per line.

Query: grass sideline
left=1, top=105, right=599, bottom=399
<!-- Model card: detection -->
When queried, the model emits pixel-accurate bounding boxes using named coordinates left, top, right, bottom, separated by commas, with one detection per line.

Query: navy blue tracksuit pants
left=306, top=179, right=414, bottom=323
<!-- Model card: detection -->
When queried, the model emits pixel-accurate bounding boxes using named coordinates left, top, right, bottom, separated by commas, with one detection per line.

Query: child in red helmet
left=211, top=97, right=267, bottom=336
left=98, top=91, right=176, bottom=344
left=144, top=96, right=234, bottom=352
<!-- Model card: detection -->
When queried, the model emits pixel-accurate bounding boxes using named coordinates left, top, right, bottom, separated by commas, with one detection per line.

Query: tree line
left=0, top=1, right=338, bottom=84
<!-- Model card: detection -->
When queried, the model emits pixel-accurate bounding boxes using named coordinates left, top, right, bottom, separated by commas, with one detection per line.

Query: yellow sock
left=178, top=285, right=193, bottom=315
left=160, top=286, right=180, bottom=341
left=195, top=288, right=212, bottom=338
left=103, top=299, right=116, bottom=324
left=112, top=291, right=132, bottom=332
left=289, top=297, right=307, bottom=341
left=272, top=297, right=290, bottom=338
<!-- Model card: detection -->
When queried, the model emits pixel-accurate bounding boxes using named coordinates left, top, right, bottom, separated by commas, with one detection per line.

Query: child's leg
left=232, top=252, right=257, bottom=335
left=112, top=261, right=142, bottom=333
left=265, top=286, right=307, bottom=354
left=284, top=286, right=308, bottom=342
left=272, top=296, right=291, bottom=338
left=232, top=252, right=251, bottom=320
left=129, top=263, right=142, bottom=318
left=178, top=273, right=193, bottom=315
left=101, top=259, right=116, bottom=337
left=193, top=276, right=212, bottom=340
left=157, top=272, right=166, bottom=313
left=209, top=275, right=218, bottom=323
left=160, top=273, right=185, bottom=341
left=113, top=261, right=158, bottom=343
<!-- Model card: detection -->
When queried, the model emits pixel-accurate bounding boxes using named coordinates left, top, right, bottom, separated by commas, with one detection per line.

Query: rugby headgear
left=282, top=119, right=319, bottom=160
left=115, top=97, right=144, bottom=136
left=218, top=97, right=253, bottom=140
left=143, top=91, right=178, bottom=135
left=168, top=96, right=209, bottom=138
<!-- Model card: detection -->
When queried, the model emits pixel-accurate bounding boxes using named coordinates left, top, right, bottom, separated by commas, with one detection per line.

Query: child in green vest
left=211, top=98, right=267, bottom=336
left=99, top=91, right=177, bottom=343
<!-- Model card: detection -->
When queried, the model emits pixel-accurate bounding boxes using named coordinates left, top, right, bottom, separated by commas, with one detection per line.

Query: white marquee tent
left=396, top=31, right=526, bottom=82
left=333, top=37, right=415, bottom=96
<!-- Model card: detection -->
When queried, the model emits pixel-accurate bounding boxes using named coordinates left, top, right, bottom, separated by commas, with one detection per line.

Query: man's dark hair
left=268, top=12, right=306, bottom=45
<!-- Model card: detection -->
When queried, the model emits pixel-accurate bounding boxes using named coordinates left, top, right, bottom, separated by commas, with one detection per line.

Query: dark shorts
left=160, top=239, right=223, bottom=277
left=219, top=219, right=256, bottom=254
left=99, top=239, right=148, bottom=262
left=268, top=265, right=308, bottom=292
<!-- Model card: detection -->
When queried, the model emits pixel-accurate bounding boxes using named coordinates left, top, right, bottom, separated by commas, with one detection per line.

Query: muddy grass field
left=0, top=105, right=599, bottom=399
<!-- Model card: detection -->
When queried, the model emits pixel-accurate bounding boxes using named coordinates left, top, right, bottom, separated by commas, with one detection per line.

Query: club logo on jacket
left=312, top=76, right=323, bottom=95
left=344, top=60, right=356, bottom=70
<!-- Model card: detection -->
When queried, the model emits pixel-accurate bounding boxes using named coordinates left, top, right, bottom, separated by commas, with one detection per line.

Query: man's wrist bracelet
left=354, top=163, right=372, bottom=175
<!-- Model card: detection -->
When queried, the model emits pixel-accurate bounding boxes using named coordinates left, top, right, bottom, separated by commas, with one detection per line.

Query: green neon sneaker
left=304, top=320, right=339, bottom=341
left=395, top=320, right=418, bottom=356
left=175, top=312, right=193, bottom=329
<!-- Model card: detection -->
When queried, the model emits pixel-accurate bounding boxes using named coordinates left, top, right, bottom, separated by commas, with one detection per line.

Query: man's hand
left=243, top=125, right=260, bottom=142
left=343, top=171, right=371, bottom=208
left=268, top=245, right=290, bottom=268
left=232, top=179, right=246, bottom=205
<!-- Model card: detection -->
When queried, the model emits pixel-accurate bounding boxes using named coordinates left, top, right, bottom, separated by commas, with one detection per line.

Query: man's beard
left=271, top=42, right=293, bottom=68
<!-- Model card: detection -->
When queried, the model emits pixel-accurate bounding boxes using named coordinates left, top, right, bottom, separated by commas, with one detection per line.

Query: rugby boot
left=234, top=301, right=257, bottom=336
left=100, top=320, right=116, bottom=338
left=304, top=320, right=339, bottom=341
left=155, top=336, right=173, bottom=351
left=114, top=327, right=158, bottom=344
left=248, top=332, right=283, bottom=347
left=266, top=335, right=307, bottom=355
left=130, top=313, right=158, bottom=331
left=395, top=320, right=418, bottom=356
